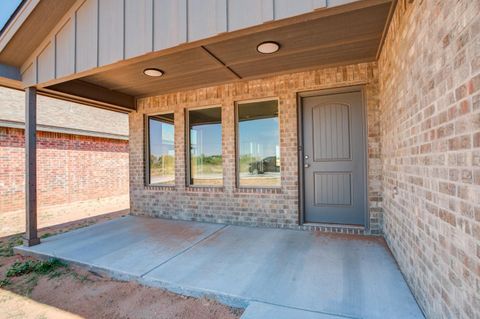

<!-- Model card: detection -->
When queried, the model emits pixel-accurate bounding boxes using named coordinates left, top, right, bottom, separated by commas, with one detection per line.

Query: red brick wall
left=378, top=1, right=479, bottom=318
left=0, top=127, right=129, bottom=212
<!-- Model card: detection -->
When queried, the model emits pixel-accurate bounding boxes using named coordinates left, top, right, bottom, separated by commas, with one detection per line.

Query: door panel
left=312, top=103, right=350, bottom=161
left=302, top=91, right=366, bottom=225
left=314, top=172, right=352, bottom=206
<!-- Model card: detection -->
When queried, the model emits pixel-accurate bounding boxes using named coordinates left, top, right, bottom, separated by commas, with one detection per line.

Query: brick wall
left=132, top=62, right=383, bottom=234
left=0, top=127, right=129, bottom=213
left=378, top=1, right=480, bottom=318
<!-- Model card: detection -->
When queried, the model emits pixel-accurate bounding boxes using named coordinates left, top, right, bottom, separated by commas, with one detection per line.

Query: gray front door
left=302, top=90, right=366, bottom=225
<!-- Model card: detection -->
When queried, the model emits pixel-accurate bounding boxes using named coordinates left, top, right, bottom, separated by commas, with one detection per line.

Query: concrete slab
left=16, top=216, right=225, bottom=277
left=240, top=302, right=348, bottom=319
left=16, top=216, right=424, bottom=319
left=145, top=225, right=424, bottom=319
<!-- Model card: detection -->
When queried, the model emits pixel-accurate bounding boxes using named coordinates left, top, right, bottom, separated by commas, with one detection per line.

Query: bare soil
left=0, top=215, right=242, bottom=319
left=0, top=194, right=129, bottom=237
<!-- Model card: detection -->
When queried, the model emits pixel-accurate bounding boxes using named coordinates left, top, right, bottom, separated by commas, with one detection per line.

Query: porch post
left=24, top=86, right=40, bottom=246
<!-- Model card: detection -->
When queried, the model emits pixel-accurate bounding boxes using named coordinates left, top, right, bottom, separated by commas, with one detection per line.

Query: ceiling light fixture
left=256, top=41, right=280, bottom=54
left=143, top=68, right=164, bottom=77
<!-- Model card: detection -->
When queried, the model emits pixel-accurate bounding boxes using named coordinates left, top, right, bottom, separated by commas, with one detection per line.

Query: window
left=188, top=107, right=222, bottom=186
left=237, top=100, right=280, bottom=187
left=147, top=113, right=175, bottom=185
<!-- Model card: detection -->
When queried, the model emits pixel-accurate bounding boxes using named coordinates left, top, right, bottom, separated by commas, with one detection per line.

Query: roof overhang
left=0, top=0, right=396, bottom=112
left=0, top=0, right=77, bottom=67
left=0, top=0, right=81, bottom=95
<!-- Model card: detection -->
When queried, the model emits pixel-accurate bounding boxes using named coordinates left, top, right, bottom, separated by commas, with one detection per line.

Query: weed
left=6, top=260, right=36, bottom=277
left=6, top=258, right=68, bottom=277
left=0, top=278, right=11, bottom=287
left=23, top=274, right=39, bottom=295
left=11, top=274, right=40, bottom=296
left=0, top=235, right=23, bottom=257
left=47, top=269, right=65, bottom=279
left=40, top=233, right=53, bottom=239
left=71, top=272, right=92, bottom=283
left=34, top=259, right=67, bottom=275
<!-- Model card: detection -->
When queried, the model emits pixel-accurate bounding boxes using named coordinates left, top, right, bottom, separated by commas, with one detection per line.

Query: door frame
left=296, top=85, right=369, bottom=229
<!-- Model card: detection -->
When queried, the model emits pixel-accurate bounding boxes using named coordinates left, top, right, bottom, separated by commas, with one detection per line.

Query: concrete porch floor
left=15, top=215, right=424, bottom=319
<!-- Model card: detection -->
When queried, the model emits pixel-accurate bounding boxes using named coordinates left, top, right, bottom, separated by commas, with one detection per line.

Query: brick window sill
left=185, top=186, right=225, bottom=193
left=144, top=185, right=175, bottom=191
left=234, top=187, right=283, bottom=194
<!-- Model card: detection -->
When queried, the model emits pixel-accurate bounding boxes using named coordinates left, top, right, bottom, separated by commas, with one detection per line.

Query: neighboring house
left=0, top=1, right=478, bottom=319
left=0, top=86, right=129, bottom=236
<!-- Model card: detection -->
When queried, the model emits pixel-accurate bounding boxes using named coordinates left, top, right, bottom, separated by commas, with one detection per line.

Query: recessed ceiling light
left=256, top=41, right=280, bottom=54
left=143, top=68, right=164, bottom=77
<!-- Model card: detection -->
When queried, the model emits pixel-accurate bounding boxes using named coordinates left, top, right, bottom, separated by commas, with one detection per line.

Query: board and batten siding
left=21, top=0, right=359, bottom=87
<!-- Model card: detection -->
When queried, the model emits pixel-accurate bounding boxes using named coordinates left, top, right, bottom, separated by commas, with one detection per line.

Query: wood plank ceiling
left=49, top=1, right=393, bottom=100
left=0, top=0, right=78, bottom=67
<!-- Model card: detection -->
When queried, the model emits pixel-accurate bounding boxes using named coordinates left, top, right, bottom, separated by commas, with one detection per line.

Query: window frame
left=185, top=105, right=224, bottom=188
left=235, top=97, right=281, bottom=189
left=145, top=112, right=176, bottom=187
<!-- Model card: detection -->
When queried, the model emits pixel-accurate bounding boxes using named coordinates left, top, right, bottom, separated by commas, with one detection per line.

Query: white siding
left=125, top=0, right=153, bottom=59
left=228, top=0, right=274, bottom=31
left=153, top=0, right=187, bottom=50
left=187, top=0, right=227, bottom=42
left=55, top=18, right=75, bottom=78
left=329, top=0, right=357, bottom=7
left=274, top=0, right=326, bottom=19
left=21, top=0, right=356, bottom=86
left=37, top=42, right=54, bottom=83
left=98, top=0, right=124, bottom=66
left=22, top=63, right=36, bottom=87
left=75, top=0, right=98, bottom=73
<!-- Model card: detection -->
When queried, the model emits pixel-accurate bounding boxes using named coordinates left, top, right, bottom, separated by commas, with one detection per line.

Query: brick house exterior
left=0, top=87, right=129, bottom=235
left=127, top=2, right=480, bottom=318
left=131, top=63, right=383, bottom=234
left=0, top=0, right=478, bottom=318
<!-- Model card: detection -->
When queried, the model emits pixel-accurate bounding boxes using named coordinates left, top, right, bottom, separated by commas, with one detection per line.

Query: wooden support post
left=24, top=87, right=40, bottom=246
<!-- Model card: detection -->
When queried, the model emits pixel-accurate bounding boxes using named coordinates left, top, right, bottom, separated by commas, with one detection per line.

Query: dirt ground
left=0, top=194, right=129, bottom=237
left=0, top=214, right=242, bottom=319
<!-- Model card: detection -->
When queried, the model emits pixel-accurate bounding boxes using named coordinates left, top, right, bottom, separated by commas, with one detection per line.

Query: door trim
left=297, top=85, right=369, bottom=229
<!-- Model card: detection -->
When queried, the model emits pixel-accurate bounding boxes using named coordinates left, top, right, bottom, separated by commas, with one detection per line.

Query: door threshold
left=301, top=222, right=369, bottom=235
left=303, top=222, right=364, bottom=229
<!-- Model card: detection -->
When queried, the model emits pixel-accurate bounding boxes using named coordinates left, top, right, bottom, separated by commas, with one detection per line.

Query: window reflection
left=237, top=100, right=280, bottom=187
left=189, top=107, right=222, bottom=186
left=148, top=113, right=175, bottom=185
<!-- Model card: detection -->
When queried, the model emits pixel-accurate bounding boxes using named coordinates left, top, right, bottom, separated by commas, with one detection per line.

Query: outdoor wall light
left=256, top=41, right=280, bottom=54
left=143, top=68, right=164, bottom=77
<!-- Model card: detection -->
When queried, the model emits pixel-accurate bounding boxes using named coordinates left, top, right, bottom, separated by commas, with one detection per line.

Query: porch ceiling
left=46, top=0, right=394, bottom=106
